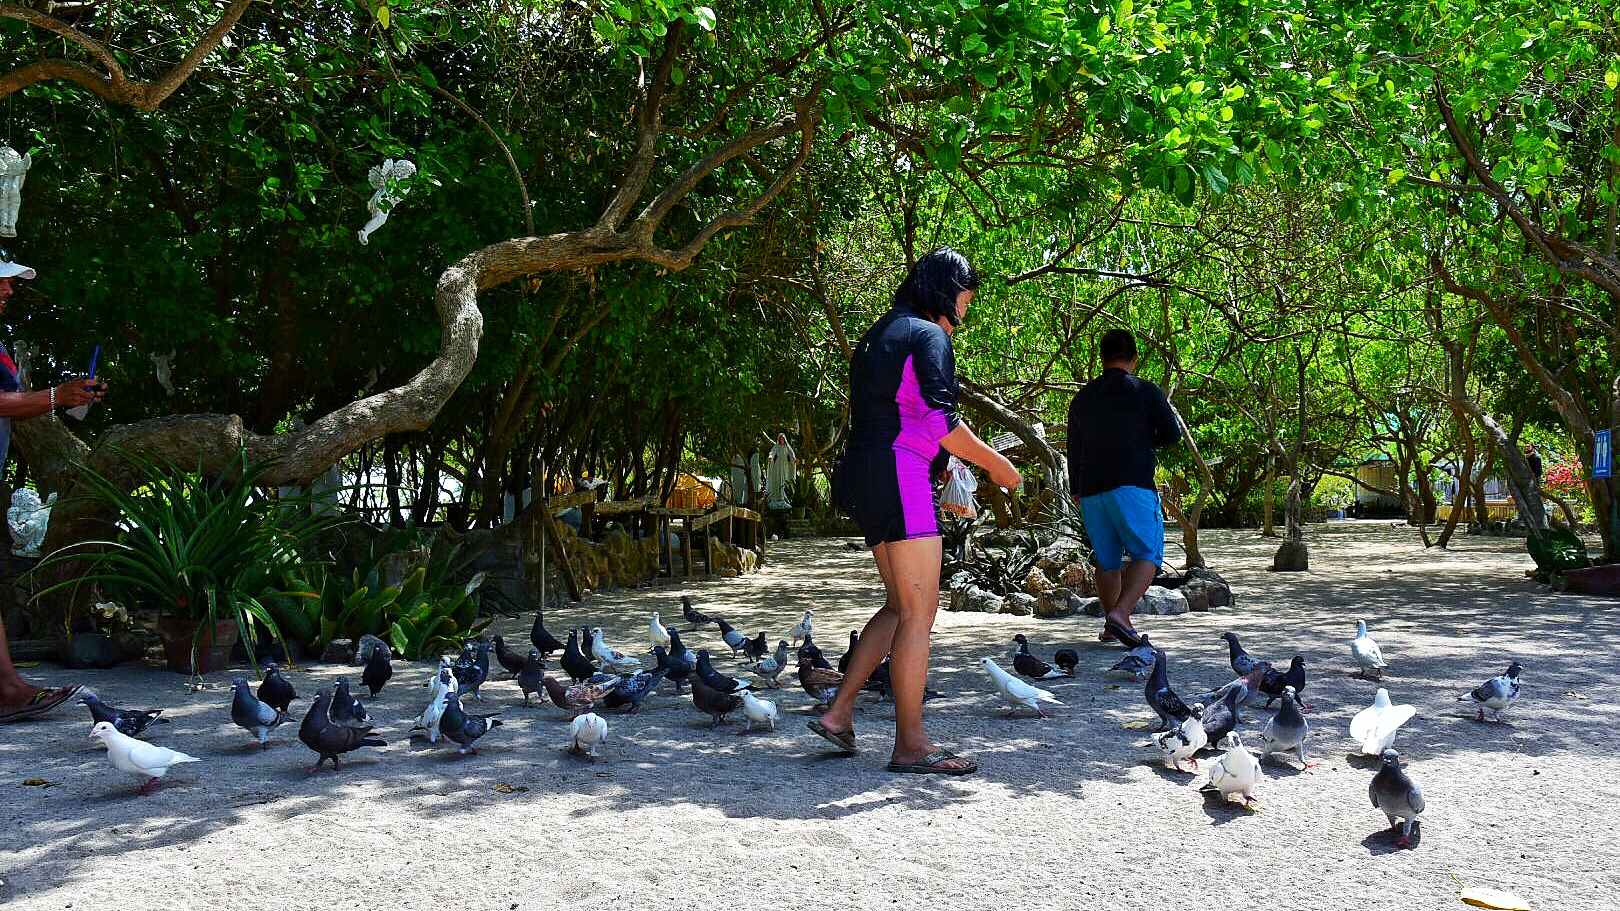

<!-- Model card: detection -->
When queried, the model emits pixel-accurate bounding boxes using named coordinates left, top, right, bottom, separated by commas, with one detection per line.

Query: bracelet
left=47, top=386, right=55, bottom=411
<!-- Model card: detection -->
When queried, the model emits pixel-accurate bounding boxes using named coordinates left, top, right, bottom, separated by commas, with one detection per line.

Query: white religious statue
left=357, top=158, right=417, bottom=245
left=0, top=145, right=33, bottom=238
left=8, top=487, right=54, bottom=557
left=765, top=433, right=798, bottom=509
left=728, top=452, right=749, bottom=506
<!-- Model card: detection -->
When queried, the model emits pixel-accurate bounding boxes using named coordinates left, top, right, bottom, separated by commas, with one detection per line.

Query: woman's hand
left=990, top=463, right=1022, bottom=491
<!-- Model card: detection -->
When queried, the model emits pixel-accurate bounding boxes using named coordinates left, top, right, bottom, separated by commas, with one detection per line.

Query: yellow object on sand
left=1459, top=887, right=1532, bottom=910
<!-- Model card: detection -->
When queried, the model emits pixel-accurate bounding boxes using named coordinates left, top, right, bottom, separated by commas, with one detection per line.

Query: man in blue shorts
left=1066, top=329, right=1181, bottom=647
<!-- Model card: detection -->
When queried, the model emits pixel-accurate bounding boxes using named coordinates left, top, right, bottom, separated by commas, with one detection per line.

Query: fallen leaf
left=1459, top=886, right=1532, bottom=910
left=14, top=662, right=39, bottom=669
left=491, top=782, right=528, bottom=794
left=1119, top=721, right=1150, bottom=730
left=1564, top=691, right=1588, bottom=700
left=1105, top=685, right=1121, bottom=691
left=23, top=778, right=52, bottom=787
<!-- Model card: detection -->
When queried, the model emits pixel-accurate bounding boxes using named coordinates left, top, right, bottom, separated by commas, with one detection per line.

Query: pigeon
left=516, top=648, right=548, bottom=705
left=361, top=642, right=394, bottom=697
left=529, top=610, right=564, bottom=656
left=1369, top=748, right=1425, bottom=847
left=1151, top=703, right=1207, bottom=772
left=1459, top=660, right=1522, bottom=722
left=714, top=617, right=749, bottom=657
left=1260, top=656, right=1309, bottom=710
left=978, top=656, right=1063, bottom=718
left=838, top=630, right=859, bottom=675
left=695, top=648, right=749, bottom=693
left=540, top=675, right=617, bottom=715
left=410, top=667, right=457, bottom=742
left=590, top=627, right=645, bottom=674
left=452, top=639, right=491, bottom=700
left=797, top=654, right=844, bottom=708
left=257, top=663, right=298, bottom=714
left=663, top=629, right=697, bottom=693
left=799, top=634, right=834, bottom=669
left=1203, top=732, right=1261, bottom=808
left=1145, top=647, right=1193, bottom=731
left=1199, top=682, right=1246, bottom=746
left=329, top=676, right=370, bottom=728
left=560, top=629, right=598, bottom=683
left=738, top=688, right=779, bottom=732
left=745, top=640, right=791, bottom=687
left=691, top=670, right=744, bottom=727
left=88, top=721, right=201, bottom=795
left=786, top=609, right=813, bottom=644
left=741, top=631, right=770, bottom=662
left=299, top=686, right=386, bottom=772
left=681, top=595, right=717, bottom=630
left=493, top=635, right=528, bottom=675
left=1108, top=633, right=1155, bottom=680
left=859, top=656, right=927, bottom=704
left=78, top=690, right=168, bottom=738
left=230, top=675, right=288, bottom=749
left=1052, top=648, right=1080, bottom=677
left=1351, top=619, right=1389, bottom=679
left=1012, top=634, right=1070, bottom=679
left=601, top=667, right=668, bottom=714
left=648, top=611, right=673, bottom=651
left=1220, top=631, right=1263, bottom=676
left=440, top=690, right=502, bottom=756
left=1350, top=688, right=1416, bottom=755
left=1254, top=685, right=1312, bottom=768
left=569, top=711, right=609, bottom=762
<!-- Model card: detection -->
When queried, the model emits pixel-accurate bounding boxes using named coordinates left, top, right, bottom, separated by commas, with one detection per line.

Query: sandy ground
left=1, top=520, right=1616, bottom=911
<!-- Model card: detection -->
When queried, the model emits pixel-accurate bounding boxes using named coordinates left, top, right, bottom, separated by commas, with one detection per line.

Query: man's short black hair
left=1100, top=328, right=1137, bottom=363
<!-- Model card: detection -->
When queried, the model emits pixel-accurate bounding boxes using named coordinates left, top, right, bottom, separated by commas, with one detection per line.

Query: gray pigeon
left=1458, top=660, right=1522, bottom=722
left=298, top=686, right=386, bottom=773
left=1220, top=631, right=1263, bottom=675
left=516, top=648, right=547, bottom=705
left=1369, top=748, right=1425, bottom=847
left=1253, top=684, right=1312, bottom=768
left=230, top=675, right=288, bottom=749
left=440, top=690, right=503, bottom=756
left=1109, top=633, right=1155, bottom=680
left=329, top=676, right=370, bottom=728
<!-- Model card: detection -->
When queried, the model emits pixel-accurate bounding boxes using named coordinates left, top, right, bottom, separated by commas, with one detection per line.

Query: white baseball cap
left=0, top=248, right=36, bottom=279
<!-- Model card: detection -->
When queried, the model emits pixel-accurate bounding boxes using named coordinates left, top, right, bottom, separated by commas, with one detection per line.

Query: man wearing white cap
left=0, top=249, right=105, bottom=723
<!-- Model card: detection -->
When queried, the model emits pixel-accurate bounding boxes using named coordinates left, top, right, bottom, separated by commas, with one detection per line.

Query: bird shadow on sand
left=1360, top=824, right=1421, bottom=855
left=1198, top=788, right=1258, bottom=824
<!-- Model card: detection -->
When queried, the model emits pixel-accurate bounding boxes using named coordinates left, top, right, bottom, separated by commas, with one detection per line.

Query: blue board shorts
left=1080, top=486, right=1165, bottom=570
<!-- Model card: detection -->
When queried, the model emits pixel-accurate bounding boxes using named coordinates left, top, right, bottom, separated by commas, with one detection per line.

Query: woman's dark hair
left=894, top=246, right=978, bottom=326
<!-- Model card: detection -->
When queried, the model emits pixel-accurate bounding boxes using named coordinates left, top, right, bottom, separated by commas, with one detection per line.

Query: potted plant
left=39, top=449, right=344, bottom=675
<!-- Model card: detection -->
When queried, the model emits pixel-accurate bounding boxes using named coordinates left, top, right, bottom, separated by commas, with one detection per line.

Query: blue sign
left=1596, top=429, right=1613, bottom=479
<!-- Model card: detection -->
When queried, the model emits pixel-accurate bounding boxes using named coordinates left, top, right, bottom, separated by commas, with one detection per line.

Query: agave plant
left=38, top=448, right=347, bottom=669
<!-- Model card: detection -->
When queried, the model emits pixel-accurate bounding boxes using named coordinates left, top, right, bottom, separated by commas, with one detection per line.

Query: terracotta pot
left=157, top=616, right=240, bottom=674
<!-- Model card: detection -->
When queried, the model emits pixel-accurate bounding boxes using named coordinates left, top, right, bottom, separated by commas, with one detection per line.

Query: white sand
left=2, top=521, right=1616, bottom=910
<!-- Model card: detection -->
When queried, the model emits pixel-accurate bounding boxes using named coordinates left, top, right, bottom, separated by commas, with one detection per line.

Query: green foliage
left=37, top=450, right=347, bottom=667
left=270, top=532, right=490, bottom=659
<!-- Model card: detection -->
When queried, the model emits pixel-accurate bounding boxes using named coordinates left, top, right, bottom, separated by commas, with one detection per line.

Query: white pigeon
left=1203, top=732, right=1261, bottom=808
left=786, top=610, right=813, bottom=644
left=568, top=711, right=608, bottom=763
left=411, top=665, right=458, bottom=743
left=978, top=656, right=1063, bottom=718
left=88, top=721, right=201, bottom=795
left=1351, top=619, right=1389, bottom=678
left=739, top=689, right=779, bottom=732
left=590, top=628, right=644, bottom=674
left=1349, top=687, right=1416, bottom=755
left=648, top=611, right=672, bottom=651
left=1151, top=703, right=1207, bottom=772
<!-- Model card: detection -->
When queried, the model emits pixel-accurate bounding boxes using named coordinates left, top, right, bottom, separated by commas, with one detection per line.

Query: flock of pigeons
left=76, top=595, right=1526, bottom=848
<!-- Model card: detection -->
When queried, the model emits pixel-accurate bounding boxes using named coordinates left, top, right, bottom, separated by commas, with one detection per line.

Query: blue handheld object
left=84, top=345, right=101, bottom=392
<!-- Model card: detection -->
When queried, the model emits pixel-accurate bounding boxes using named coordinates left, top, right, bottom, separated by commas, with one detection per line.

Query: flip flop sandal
left=1102, top=620, right=1142, bottom=649
left=807, top=719, right=857, bottom=755
left=886, top=747, right=978, bottom=776
left=0, top=685, right=82, bottom=724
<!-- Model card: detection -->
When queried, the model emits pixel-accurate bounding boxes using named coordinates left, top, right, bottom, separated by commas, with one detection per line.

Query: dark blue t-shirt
left=1066, top=367, right=1180, bottom=497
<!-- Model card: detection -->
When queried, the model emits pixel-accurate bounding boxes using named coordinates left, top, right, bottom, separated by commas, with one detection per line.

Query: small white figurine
left=765, top=433, right=797, bottom=509
left=0, top=145, right=33, bottom=238
left=7, top=487, right=54, bottom=557
left=357, top=158, right=417, bottom=245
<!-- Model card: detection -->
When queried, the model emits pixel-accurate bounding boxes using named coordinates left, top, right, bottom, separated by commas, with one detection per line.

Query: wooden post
left=539, top=504, right=583, bottom=601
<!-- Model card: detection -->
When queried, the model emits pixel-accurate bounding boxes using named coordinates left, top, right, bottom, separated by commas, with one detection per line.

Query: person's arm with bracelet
left=0, top=379, right=105, bottom=419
